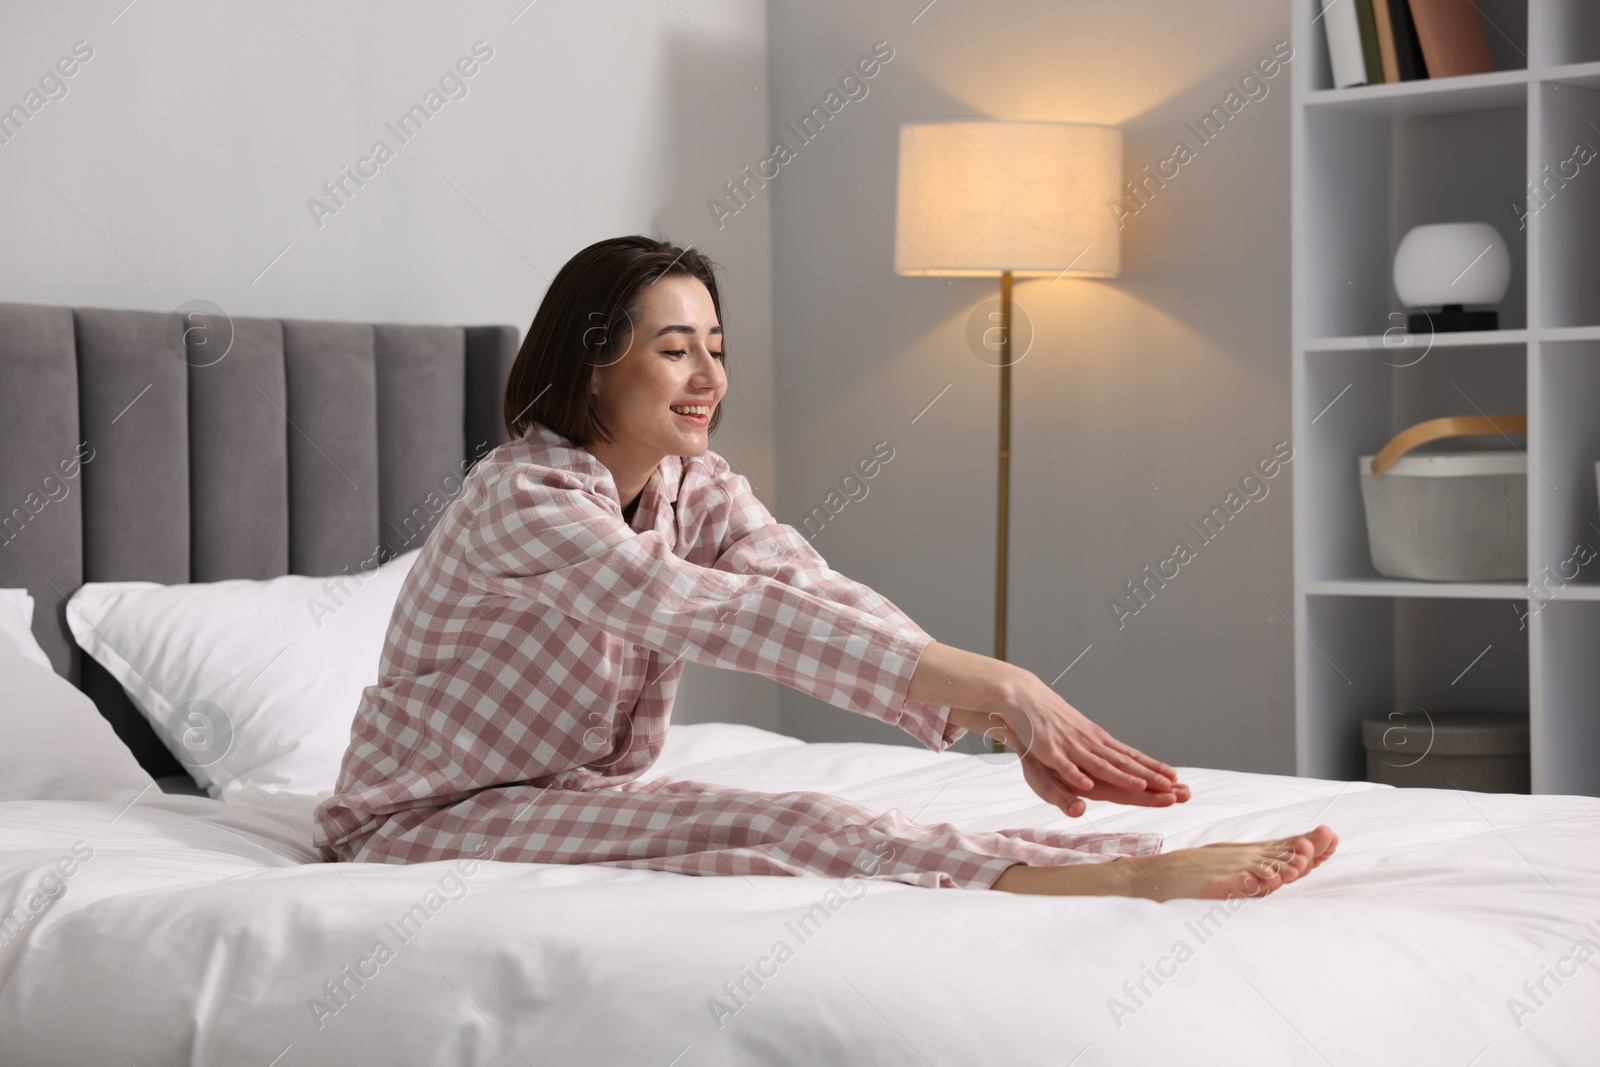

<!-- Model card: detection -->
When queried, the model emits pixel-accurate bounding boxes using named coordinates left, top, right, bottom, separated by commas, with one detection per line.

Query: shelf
left=1537, top=3, right=1600, bottom=68
left=1301, top=100, right=1527, bottom=337
left=1539, top=326, right=1600, bottom=342
left=1304, top=69, right=1529, bottom=116
left=1305, top=330, right=1529, bottom=353
left=1298, top=596, right=1530, bottom=781
left=1295, top=0, right=1600, bottom=798
left=1545, top=59, right=1600, bottom=87
left=1534, top=80, right=1600, bottom=328
left=1545, top=583, right=1600, bottom=600
left=1301, top=0, right=1529, bottom=97
left=1533, top=600, right=1600, bottom=795
left=1301, top=345, right=1526, bottom=588
left=1533, top=341, right=1600, bottom=573
left=1306, top=579, right=1529, bottom=599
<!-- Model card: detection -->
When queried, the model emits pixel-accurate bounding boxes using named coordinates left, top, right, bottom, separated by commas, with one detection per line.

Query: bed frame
left=0, top=301, right=518, bottom=780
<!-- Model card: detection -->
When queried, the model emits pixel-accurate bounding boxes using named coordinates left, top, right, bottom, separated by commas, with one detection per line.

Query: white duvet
left=1, top=723, right=1597, bottom=1066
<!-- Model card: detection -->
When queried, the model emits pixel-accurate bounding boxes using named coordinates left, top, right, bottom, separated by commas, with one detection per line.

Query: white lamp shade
left=1392, top=222, right=1511, bottom=307
left=894, top=121, right=1122, bottom=278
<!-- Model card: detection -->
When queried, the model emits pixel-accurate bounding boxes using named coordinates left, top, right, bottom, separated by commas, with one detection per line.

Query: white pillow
left=0, top=588, right=157, bottom=802
left=0, top=588, right=52, bottom=670
left=66, top=551, right=420, bottom=799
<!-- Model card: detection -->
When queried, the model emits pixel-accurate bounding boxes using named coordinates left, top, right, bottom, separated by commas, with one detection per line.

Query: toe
left=1271, top=835, right=1316, bottom=869
left=1254, top=866, right=1285, bottom=895
left=1240, top=865, right=1282, bottom=898
left=1273, top=839, right=1315, bottom=879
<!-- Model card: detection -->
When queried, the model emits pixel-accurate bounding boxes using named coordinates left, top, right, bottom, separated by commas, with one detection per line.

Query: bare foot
left=991, top=826, right=1338, bottom=901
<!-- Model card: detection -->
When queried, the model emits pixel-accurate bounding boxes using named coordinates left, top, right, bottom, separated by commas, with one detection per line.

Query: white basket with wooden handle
left=1357, top=414, right=1527, bottom=582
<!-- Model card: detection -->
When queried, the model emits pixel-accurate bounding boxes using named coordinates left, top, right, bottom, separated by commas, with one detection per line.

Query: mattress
left=1, top=722, right=1596, bottom=1066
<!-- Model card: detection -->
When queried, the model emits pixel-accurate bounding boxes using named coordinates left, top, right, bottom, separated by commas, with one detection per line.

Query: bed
left=1, top=300, right=1597, bottom=1066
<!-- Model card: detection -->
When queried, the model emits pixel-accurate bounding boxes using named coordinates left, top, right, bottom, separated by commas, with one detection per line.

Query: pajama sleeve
left=698, top=460, right=967, bottom=752
left=465, top=462, right=959, bottom=751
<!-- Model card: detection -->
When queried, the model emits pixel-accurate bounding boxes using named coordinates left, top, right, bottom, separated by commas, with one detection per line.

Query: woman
left=313, top=235, right=1337, bottom=898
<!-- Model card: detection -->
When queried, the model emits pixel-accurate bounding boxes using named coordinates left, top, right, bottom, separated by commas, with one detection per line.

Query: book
left=1321, top=0, right=1369, bottom=87
left=1354, top=0, right=1384, bottom=84
left=1407, top=0, right=1495, bottom=78
left=1389, top=0, right=1430, bottom=80
left=1372, top=0, right=1401, bottom=82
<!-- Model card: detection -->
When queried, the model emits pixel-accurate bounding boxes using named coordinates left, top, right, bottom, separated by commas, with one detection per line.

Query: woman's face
left=588, top=273, right=726, bottom=461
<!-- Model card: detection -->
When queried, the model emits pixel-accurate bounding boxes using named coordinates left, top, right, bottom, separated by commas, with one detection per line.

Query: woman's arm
left=693, top=455, right=1189, bottom=818
left=462, top=461, right=951, bottom=749
left=908, top=640, right=1188, bottom=817
left=700, top=463, right=967, bottom=749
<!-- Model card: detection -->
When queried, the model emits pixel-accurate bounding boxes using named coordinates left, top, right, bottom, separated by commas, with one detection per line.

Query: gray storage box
left=1362, top=711, right=1529, bottom=793
left=1357, top=451, right=1527, bottom=581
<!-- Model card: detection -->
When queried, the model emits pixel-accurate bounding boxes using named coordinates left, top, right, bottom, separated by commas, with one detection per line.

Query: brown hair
left=503, top=234, right=727, bottom=445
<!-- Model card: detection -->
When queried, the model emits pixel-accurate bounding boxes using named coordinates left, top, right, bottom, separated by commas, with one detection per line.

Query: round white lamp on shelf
left=1392, top=222, right=1511, bottom=333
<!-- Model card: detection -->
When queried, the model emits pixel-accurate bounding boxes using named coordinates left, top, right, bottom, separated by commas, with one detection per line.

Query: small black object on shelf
left=1409, top=304, right=1498, bottom=333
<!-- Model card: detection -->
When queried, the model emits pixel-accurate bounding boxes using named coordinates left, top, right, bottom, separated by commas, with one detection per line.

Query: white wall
left=0, top=0, right=780, bottom=729
left=766, top=0, right=1301, bottom=773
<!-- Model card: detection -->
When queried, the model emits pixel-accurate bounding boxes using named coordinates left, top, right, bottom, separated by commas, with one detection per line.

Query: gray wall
left=0, top=0, right=780, bottom=730
left=766, top=0, right=1299, bottom=773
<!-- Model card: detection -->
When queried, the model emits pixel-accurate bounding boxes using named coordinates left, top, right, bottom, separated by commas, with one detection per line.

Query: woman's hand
left=909, top=641, right=1188, bottom=819
left=966, top=672, right=1186, bottom=818
left=1023, top=763, right=1192, bottom=818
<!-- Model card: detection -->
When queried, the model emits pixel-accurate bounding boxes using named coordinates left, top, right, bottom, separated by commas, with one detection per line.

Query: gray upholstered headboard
left=0, top=301, right=519, bottom=778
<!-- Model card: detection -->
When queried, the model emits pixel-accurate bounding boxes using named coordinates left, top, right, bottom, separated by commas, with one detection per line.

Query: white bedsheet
left=1, top=723, right=1596, bottom=1066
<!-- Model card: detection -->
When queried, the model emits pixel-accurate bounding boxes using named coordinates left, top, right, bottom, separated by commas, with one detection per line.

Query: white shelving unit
left=1291, top=0, right=1600, bottom=796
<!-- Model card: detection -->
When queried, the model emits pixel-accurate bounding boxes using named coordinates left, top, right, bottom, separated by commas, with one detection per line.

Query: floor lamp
left=893, top=121, right=1122, bottom=751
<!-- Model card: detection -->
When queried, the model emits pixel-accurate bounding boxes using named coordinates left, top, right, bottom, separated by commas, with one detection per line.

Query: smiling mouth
left=669, top=403, right=712, bottom=425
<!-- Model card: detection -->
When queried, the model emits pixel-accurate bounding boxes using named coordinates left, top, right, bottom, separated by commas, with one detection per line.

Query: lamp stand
left=990, top=270, right=1013, bottom=755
